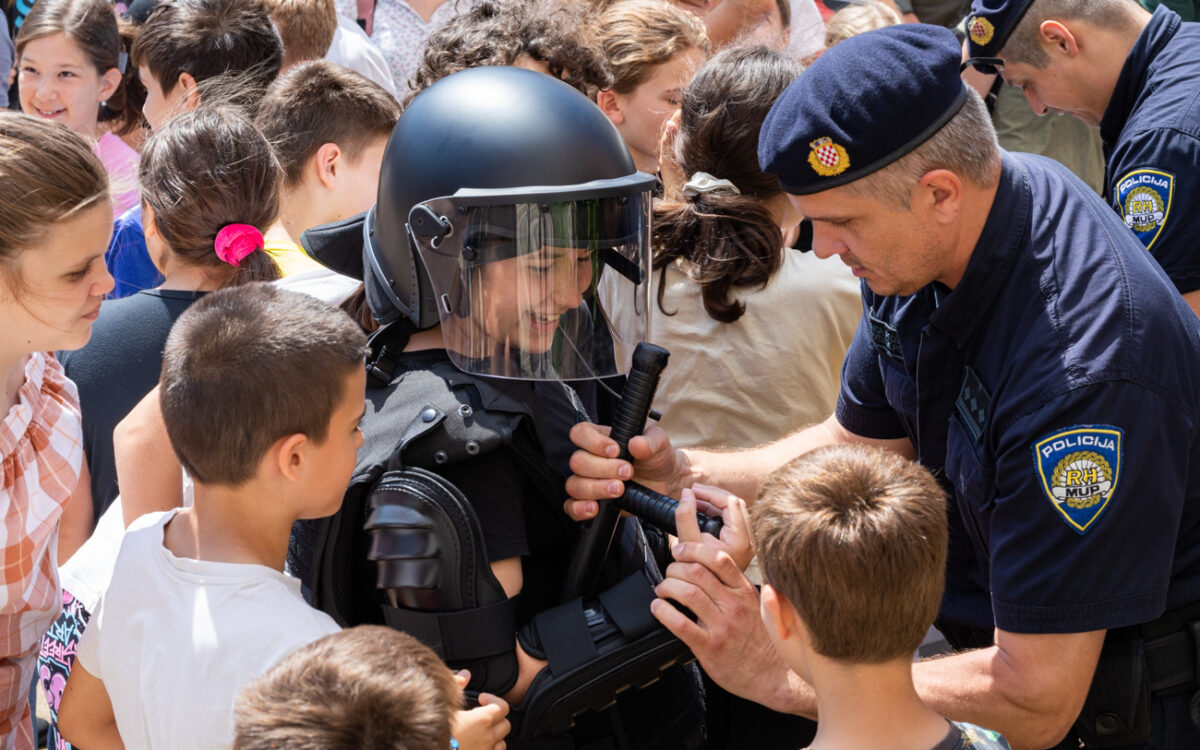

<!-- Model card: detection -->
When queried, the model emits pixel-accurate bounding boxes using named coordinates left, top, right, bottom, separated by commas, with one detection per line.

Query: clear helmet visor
left=410, top=188, right=653, bottom=380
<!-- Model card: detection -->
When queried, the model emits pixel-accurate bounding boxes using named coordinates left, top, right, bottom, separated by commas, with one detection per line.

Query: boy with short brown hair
left=234, top=625, right=474, bottom=750
left=130, top=0, right=283, bottom=129
left=254, top=59, right=399, bottom=287
left=752, top=445, right=1012, bottom=750
left=57, top=284, right=369, bottom=749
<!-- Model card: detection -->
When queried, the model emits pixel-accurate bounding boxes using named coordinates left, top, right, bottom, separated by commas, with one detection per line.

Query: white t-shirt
left=75, top=510, right=341, bottom=750
left=61, top=476, right=195, bottom=612
left=274, top=265, right=361, bottom=306
left=325, top=15, right=399, bottom=98
left=632, top=249, right=862, bottom=450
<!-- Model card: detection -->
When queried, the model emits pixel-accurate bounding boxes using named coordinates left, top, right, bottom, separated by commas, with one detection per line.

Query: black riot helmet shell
left=363, top=66, right=657, bottom=381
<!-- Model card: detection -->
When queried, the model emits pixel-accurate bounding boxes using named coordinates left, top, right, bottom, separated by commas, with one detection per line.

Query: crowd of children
left=4, top=0, right=1137, bottom=746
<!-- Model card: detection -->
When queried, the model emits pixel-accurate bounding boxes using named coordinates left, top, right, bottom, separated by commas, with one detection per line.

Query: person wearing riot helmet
left=296, top=66, right=718, bottom=747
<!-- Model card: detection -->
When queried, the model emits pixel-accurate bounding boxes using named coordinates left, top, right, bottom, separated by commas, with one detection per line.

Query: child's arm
left=58, top=661, right=124, bottom=750
left=488, top=558, right=549, bottom=705
left=57, top=461, right=95, bottom=564
left=113, top=386, right=183, bottom=527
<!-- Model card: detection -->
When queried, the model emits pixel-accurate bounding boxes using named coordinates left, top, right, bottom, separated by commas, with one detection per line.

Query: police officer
left=565, top=24, right=1200, bottom=749
left=962, top=0, right=1200, bottom=314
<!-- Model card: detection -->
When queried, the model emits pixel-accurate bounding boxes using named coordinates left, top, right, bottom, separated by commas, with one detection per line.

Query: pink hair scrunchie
left=214, top=224, right=264, bottom=267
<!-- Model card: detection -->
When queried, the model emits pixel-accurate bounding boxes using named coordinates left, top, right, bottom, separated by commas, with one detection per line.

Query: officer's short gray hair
left=1001, top=0, right=1141, bottom=69
left=842, top=89, right=1001, bottom=211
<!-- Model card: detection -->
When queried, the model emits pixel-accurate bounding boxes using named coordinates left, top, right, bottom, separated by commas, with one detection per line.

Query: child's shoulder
left=107, top=509, right=178, bottom=572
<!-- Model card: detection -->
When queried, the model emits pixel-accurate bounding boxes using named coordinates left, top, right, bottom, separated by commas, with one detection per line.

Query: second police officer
left=964, top=0, right=1200, bottom=313
left=565, top=24, right=1200, bottom=750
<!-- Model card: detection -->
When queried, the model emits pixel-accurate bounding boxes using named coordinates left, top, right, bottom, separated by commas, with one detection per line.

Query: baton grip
left=615, top=482, right=724, bottom=538
left=562, top=343, right=670, bottom=601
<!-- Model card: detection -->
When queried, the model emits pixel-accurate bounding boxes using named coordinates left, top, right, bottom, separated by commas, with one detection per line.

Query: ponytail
left=651, top=45, right=803, bottom=323
left=652, top=192, right=781, bottom=323
left=140, top=107, right=282, bottom=287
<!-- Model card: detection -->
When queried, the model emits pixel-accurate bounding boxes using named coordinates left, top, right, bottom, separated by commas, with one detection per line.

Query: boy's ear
left=311, top=142, right=343, bottom=190
left=177, top=72, right=200, bottom=112
left=272, top=432, right=309, bottom=483
left=760, top=584, right=797, bottom=641
left=596, top=89, right=625, bottom=126
left=98, top=67, right=122, bottom=104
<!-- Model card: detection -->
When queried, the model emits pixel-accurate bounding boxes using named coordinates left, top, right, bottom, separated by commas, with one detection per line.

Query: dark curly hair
left=405, top=0, right=611, bottom=105
left=653, top=45, right=804, bottom=324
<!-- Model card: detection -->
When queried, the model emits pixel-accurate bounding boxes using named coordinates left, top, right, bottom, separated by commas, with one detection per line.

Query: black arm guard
left=367, top=465, right=520, bottom=697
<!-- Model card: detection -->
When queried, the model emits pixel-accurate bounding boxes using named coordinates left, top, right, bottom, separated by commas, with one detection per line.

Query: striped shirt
left=0, top=353, right=81, bottom=750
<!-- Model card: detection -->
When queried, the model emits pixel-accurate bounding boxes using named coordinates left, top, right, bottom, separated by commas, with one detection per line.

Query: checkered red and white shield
left=969, top=18, right=988, bottom=42
left=815, top=142, right=840, bottom=168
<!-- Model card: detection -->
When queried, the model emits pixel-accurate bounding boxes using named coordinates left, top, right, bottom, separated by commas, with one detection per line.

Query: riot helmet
left=363, top=66, right=655, bottom=381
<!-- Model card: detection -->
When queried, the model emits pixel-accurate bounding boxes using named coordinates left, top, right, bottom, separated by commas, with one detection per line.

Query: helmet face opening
left=409, top=177, right=654, bottom=381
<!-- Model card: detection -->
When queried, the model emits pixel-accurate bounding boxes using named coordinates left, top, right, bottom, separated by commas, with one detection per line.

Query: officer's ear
left=1038, top=20, right=1081, bottom=58
left=914, top=168, right=964, bottom=226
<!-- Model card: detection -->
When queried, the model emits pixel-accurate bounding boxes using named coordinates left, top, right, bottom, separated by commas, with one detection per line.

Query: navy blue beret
left=758, top=24, right=968, bottom=195
left=964, top=0, right=1037, bottom=74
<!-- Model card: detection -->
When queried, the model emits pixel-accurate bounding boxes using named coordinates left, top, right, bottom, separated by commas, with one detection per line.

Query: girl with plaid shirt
left=0, top=111, right=113, bottom=750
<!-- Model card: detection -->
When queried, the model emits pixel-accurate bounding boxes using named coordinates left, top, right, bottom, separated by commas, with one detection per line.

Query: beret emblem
left=807, top=137, right=850, bottom=177
left=967, top=15, right=995, bottom=46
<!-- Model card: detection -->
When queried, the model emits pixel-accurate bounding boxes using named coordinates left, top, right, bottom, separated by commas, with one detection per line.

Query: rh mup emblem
left=1033, top=426, right=1123, bottom=534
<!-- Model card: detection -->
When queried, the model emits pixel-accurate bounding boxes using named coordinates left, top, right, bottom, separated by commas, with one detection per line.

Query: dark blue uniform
left=1101, top=7, right=1200, bottom=293
left=837, top=151, right=1200, bottom=641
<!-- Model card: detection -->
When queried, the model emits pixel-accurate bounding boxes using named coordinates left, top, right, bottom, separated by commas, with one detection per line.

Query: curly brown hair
left=405, top=0, right=611, bottom=105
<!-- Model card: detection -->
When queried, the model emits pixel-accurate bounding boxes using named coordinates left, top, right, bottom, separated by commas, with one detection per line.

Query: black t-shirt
left=386, top=348, right=584, bottom=619
left=59, top=289, right=205, bottom=521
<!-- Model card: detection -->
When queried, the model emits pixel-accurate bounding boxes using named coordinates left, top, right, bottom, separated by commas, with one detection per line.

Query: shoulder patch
left=1115, top=168, right=1174, bottom=249
left=1032, top=426, right=1123, bottom=535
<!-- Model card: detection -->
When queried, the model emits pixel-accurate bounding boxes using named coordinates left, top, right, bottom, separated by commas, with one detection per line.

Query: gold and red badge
left=967, top=15, right=995, bottom=46
left=807, top=137, right=850, bottom=177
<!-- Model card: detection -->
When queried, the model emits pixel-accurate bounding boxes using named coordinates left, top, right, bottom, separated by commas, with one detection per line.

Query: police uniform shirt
left=836, top=151, right=1200, bottom=635
left=1100, top=6, right=1200, bottom=293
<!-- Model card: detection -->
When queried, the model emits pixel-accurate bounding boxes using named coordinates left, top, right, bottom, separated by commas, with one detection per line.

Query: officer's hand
left=675, top=485, right=754, bottom=572
left=651, top=541, right=795, bottom=712
left=563, top=422, right=689, bottom=521
left=452, top=693, right=510, bottom=750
